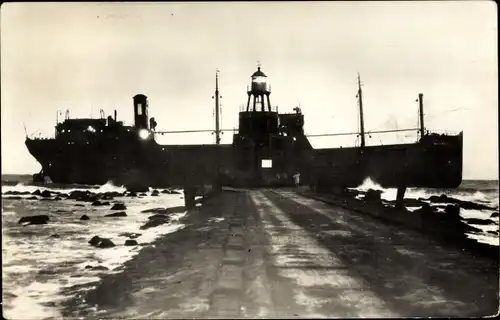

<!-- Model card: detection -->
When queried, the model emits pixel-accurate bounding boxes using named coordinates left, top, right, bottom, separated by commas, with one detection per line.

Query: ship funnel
left=133, top=94, right=149, bottom=129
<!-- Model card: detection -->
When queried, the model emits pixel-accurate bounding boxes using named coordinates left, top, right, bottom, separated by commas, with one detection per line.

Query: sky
left=1, top=1, right=497, bottom=179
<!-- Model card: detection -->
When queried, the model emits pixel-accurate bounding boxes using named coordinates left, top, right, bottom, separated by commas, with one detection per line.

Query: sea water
left=1, top=182, right=188, bottom=320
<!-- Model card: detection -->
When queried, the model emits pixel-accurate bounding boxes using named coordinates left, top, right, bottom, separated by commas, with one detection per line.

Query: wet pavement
left=76, top=189, right=499, bottom=318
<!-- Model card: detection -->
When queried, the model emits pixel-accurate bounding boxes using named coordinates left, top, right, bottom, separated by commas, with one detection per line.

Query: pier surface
left=71, top=189, right=499, bottom=318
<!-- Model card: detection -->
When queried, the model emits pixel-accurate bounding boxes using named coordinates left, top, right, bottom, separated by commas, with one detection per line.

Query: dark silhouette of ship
left=25, top=67, right=463, bottom=193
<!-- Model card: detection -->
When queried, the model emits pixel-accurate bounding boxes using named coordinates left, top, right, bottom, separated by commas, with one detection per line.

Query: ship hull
left=309, top=133, right=463, bottom=189
left=25, top=132, right=462, bottom=189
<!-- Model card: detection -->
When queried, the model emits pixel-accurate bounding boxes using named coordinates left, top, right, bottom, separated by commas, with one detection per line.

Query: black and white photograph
left=1, top=1, right=498, bottom=318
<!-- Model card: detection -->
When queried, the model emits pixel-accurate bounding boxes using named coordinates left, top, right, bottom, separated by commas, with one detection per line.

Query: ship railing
left=238, top=104, right=279, bottom=113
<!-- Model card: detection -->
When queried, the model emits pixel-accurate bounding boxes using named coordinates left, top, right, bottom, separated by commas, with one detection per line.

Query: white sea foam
left=2, top=185, right=188, bottom=320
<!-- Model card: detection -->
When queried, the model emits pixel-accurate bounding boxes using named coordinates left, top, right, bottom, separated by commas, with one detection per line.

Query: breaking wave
left=352, top=177, right=498, bottom=207
left=2, top=181, right=127, bottom=195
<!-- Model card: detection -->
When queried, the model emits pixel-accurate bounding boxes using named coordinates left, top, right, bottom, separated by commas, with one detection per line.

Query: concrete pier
left=67, top=189, right=499, bottom=318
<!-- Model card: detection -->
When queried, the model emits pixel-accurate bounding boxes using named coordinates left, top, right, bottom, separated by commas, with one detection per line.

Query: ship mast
left=215, top=69, right=221, bottom=145
left=418, top=93, right=425, bottom=137
left=357, top=73, right=366, bottom=148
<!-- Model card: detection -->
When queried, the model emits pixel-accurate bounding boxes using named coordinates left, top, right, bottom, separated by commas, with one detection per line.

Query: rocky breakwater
left=303, top=188, right=499, bottom=260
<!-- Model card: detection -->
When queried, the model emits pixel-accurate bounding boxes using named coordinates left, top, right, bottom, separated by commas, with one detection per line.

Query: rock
left=50, top=234, right=60, bottom=238
left=68, top=190, right=92, bottom=200
left=40, top=190, right=52, bottom=198
left=98, top=238, right=115, bottom=248
left=490, top=212, right=499, bottom=218
left=463, top=218, right=496, bottom=225
left=88, top=236, right=115, bottom=248
left=170, top=190, right=181, bottom=194
left=110, top=203, right=126, bottom=210
left=5, top=196, right=22, bottom=200
left=85, top=265, right=109, bottom=271
left=364, top=189, right=382, bottom=203
left=141, top=207, right=166, bottom=213
left=151, top=189, right=160, bottom=196
left=161, top=189, right=171, bottom=194
left=119, top=232, right=142, bottom=239
left=32, top=189, right=42, bottom=196
left=104, top=211, right=127, bottom=217
left=26, top=196, right=38, bottom=200
left=140, top=215, right=170, bottom=230
left=141, top=206, right=185, bottom=215
left=127, top=192, right=137, bottom=197
left=93, top=265, right=109, bottom=271
left=148, top=214, right=171, bottom=221
left=124, top=239, right=138, bottom=246
left=139, top=193, right=147, bottom=197
left=88, top=236, right=101, bottom=246
left=54, top=196, right=62, bottom=201
left=18, top=215, right=49, bottom=225
left=487, top=230, right=498, bottom=235
left=92, top=200, right=110, bottom=206
left=80, top=215, right=90, bottom=220
left=75, top=204, right=85, bottom=207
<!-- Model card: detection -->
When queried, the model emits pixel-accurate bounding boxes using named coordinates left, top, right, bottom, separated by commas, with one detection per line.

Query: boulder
left=127, top=192, right=138, bottom=197
left=68, top=190, right=92, bottom=200
left=110, top=203, right=126, bottom=210
left=92, top=200, right=110, bottom=206
left=124, top=239, right=138, bottom=246
left=32, top=189, right=42, bottom=196
left=104, top=211, right=127, bottom=217
left=151, top=189, right=160, bottom=196
left=80, top=215, right=90, bottom=220
left=54, top=196, right=62, bottom=201
left=98, top=238, right=115, bottom=248
left=18, top=215, right=49, bottom=225
left=5, top=196, right=22, bottom=200
left=490, top=212, right=499, bottom=218
left=85, top=265, right=109, bottom=271
left=40, top=190, right=52, bottom=198
left=50, top=234, right=61, bottom=238
left=88, top=236, right=102, bottom=246
left=140, top=215, right=170, bottom=230
left=364, top=189, right=382, bottom=203
left=141, top=207, right=166, bottom=213
left=119, top=232, right=142, bottom=239
left=26, top=196, right=38, bottom=200
left=139, top=193, right=147, bottom=197
left=91, top=265, right=109, bottom=271
left=148, top=214, right=171, bottom=220
left=487, top=230, right=498, bottom=235
left=88, top=236, right=115, bottom=248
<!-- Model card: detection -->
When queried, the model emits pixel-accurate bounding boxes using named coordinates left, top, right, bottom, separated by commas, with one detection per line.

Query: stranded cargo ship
left=25, top=67, right=463, bottom=191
